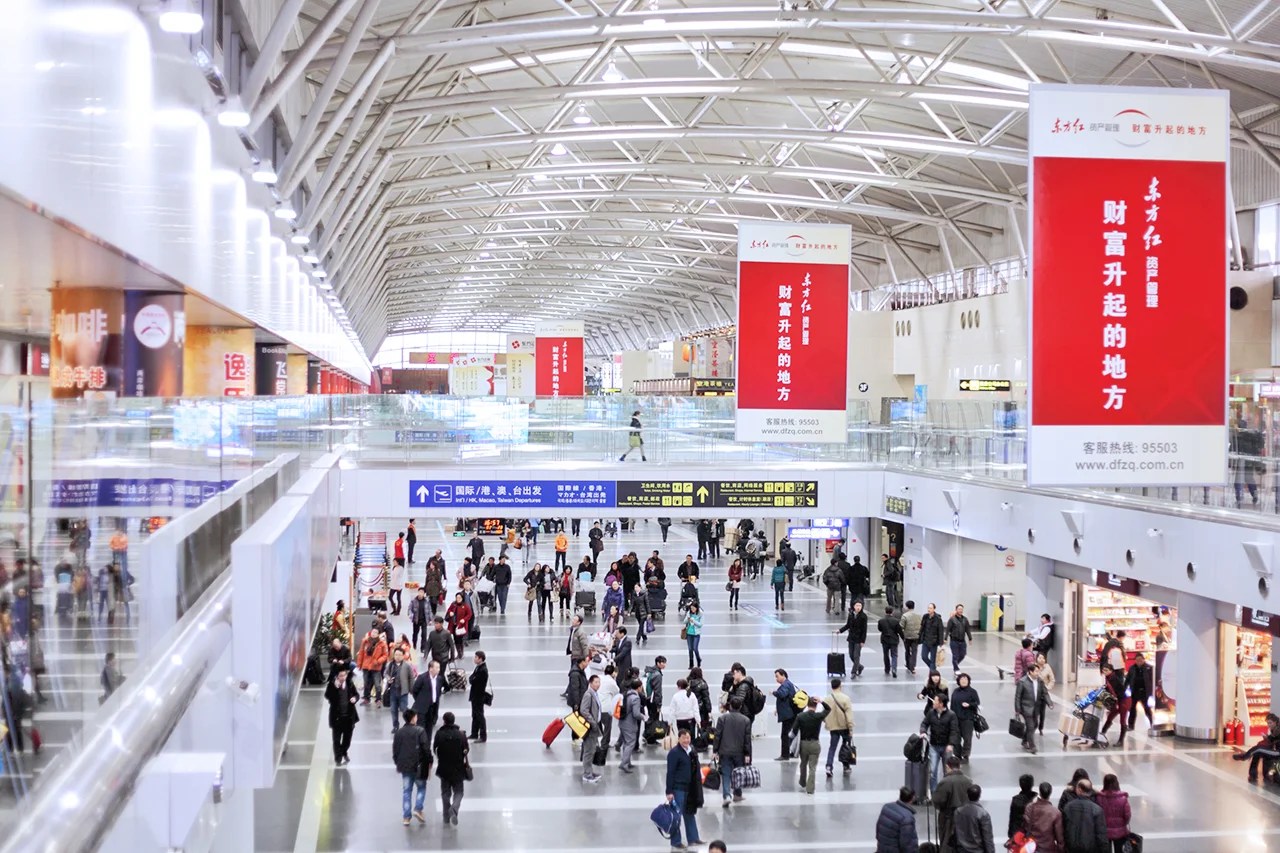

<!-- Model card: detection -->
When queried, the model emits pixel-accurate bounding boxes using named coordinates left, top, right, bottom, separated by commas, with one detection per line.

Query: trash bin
left=980, top=593, right=1016, bottom=632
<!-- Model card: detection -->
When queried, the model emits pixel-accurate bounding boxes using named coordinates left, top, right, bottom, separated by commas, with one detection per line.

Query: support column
left=1024, top=555, right=1068, bottom=679
left=1174, top=591, right=1220, bottom=741
left=904, top=525, right=961, bottom=614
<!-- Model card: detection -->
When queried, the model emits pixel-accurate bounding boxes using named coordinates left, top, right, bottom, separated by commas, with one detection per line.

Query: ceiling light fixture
left=311, top=268, right=327, bottom=278
left=217, top=95, right=250, bottom=128
left=275, top=203, right=297, bottom=220
left=290, top=233, right=310, bottom=245
left=318, top=281, right=334, bottom=290
left=156, top=0, right=204, bottom=34
left=533, top=173, right=548, bottom=182
left=251, top=161, right=278, bottom=184
left=33, top=60, right=56, bottom=72
left=602, top=61, right=624, bottom=83
left=550, top=143, right=568, bottom=156
left=572, top=105, right=592, bottom=125
left=301, top=253, right=319, bottom=264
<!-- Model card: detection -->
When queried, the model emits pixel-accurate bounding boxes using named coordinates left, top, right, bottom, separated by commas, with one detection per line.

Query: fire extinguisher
left=1225, top=718, right=1244, bottom=746
left=1236, top=718, right=1248, bottom=746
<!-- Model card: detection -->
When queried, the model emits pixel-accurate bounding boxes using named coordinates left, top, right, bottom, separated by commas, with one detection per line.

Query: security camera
left=225, top=677, right=260, bottom=707
left=1000, top=502, right=1012, bottom=511
left=1146, top=528, right=1162, bottom=538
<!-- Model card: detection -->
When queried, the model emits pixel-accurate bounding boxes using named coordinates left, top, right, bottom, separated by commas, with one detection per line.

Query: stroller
left=604, top=520, right=618, bottom=537
left=475, top=578, right=497, bottom=613
left=647, top=586, right=668, bottom=621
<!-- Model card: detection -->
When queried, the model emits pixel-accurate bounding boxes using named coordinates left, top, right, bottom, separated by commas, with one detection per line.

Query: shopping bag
left=936, top=646, right=947, bottom=666
left=731, top=764, right=761, bottom=789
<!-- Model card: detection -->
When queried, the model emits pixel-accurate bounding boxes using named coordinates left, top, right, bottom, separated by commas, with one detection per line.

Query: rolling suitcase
left=904, top=759, right=928, bottom=804
left=827, top=635, right=846, bottom=677
left=542, top=717, right=566, bottom=748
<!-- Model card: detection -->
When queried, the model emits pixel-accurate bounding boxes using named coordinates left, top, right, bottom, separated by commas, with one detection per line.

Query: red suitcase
left=542, top=717, right=565, bottom=749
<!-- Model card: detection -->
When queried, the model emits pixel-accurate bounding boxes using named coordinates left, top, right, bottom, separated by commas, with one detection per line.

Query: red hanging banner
left=535, top=320, right=584, bottom=397
left=1028, top=85, right=1229, bottom=486
left=736, top=222, right=850, bottom=443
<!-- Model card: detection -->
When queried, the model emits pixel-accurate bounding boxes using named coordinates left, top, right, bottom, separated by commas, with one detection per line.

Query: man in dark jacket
left=392, top=709, right=430, bottom=825
left=954, top=784, right=996, bottom=853
left=822, top=562, right=845, bottom=614
left=426, top=617, right=453, bottom=667
left=920, top=602, right=945, bottom=671
left=410, top=589, right=431, bottom=652
left=468, top=533, right=485, bottom=564
left=567, top=656, right=590, bottom=719
left=1124, top=652, right=1155, bottom=732
left=933, top=754, right=972, bottom=851
left=433, top=712, right=470, bottom=826
left=468, top=651, right=489, bottom=742
left=410, top=659, right=449, bottom=742
left=849, top=555, right=870, bottom=600
left=405, top=519, right=417, bottom=563
left=1008, top=774, right=1036, bottom=840
left=780, top=540, right=798, bottom=591
left=665, top=728, right=705, bottom=849
left=327, top=637, right=352, bottom=681
left=946, top=604, right=974, bottom=675
left=1062, top=779, right=1108, bottom=853
left=678, top=555, right=699, bottom=582
left=325, top=668, right=360, bottom=765
left=836, top=600, right=868, bottom=678
left=924, top=695, right=961, bottom=793
left=588, top=523, right=605, bottom=569
left=612, top=628, right=634, bottom=682
left=877, top=606, right=904, bottom=677
left=492, top=559, right=512, bottom=615
left=875, top=787, right=920, bottom=852
left=713, top=697, right=753, bottom=805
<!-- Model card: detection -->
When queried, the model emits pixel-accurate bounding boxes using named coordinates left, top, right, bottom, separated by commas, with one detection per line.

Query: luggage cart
left=1059, top=687, right=1113, bottom=749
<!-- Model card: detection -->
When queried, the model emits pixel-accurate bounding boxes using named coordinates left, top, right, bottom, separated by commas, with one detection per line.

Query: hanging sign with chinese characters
left=534, top=320, right=584, bottom=398
left=1027, top=85, right=1228, bottom=486
left=735, top=222, right=850, bottom=443
left=184, top=326, right=255, bottom=396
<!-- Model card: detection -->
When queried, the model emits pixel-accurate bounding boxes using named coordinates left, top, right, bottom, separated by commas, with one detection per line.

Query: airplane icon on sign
left=434, top=485, right=452, bottom=503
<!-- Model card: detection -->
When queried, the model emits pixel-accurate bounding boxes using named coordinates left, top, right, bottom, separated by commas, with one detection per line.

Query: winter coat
left=713, top=710, right=753, bottom=758
left=1013, top=647, right=1038, bottom=681
left=433, top=724, right=470, bottom=783
left=424, top=566, right=444, bottom=599
left=951, top=685, right=980, bottom=722
left=874, top=800, right=919, bottom=853
left=824, top=689, right=854, bottom=733
left=356, top=635, right=389, bottom=672
left=954, top=802, right=996, bottom=853
left=920, top=612, right=945, bottom=646
left=325, top=677, right=360, bottom=727
left=900, top=609, right=923, bottom=641
left=1094, top=790, right=1131, bottom=841
left=468, top=662, right=489, bottom=704
left=427, top=628, right=453, bottom=664
left=392, top=723, right=429, bottom=775
left=946, top=614, right=973, bottom=643
left=1009, top=789, right=1036, bottom=839
left=822, top=565, right=845, bottom=590
left=773, top=678, right=798, bottom=722
left=1062, top=797, right=1108, bottom=853
left=664, top=745, right=705, bottom=813
left=1023, top=799, right=1065, bottom=853
left=838, top=609, right=868, bottom=643
left=877, top=614, right=904, bottom=646
left=922, top=706, right=961, bottom=750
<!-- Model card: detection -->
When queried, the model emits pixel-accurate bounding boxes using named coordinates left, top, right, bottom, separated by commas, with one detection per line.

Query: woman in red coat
left=727, top=559, right=744, bottom=611
left=446, top=592, right=474, bottom=659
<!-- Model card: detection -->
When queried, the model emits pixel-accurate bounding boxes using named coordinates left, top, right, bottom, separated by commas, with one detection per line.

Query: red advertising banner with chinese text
left=736, top=222, right=850, bottom=443
left=1028, top=85, right=1228, bottom=486
left=534, top=320, right=584, bottom=397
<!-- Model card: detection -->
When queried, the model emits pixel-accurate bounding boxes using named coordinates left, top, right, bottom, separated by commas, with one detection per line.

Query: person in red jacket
left=727, top=560, right=744, bottom=611
left=446, top=593, right=474, bottom=660
left=1094, top=774, right=1132, bottom=853
left=355, top=629, right=389, bottom=706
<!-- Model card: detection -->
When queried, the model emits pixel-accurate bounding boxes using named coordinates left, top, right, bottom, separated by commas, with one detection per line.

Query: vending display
left=1083, top=588, right=1177, bottom=663
left=1233, top=628, right=1273, bottom=737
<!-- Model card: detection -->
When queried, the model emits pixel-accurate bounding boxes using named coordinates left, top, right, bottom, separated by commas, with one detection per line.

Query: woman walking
left=727, top=559, right=743, bottom=611
left=770, top=560, right=787, bottom=611
left=618, top=409, right=646, bottom=461
left=524, top=563, right=540, bottom=620
left=558, top=566, right=573, bottom=618
left=1095, top=774, right=1132, bottom=853
left=446, top=593, right=473, bottom=660
left=684, top=603, right=703, bottom=668
left=951, top=672, right=981, bottom=763
left=632, top=582, right=651, bottom=646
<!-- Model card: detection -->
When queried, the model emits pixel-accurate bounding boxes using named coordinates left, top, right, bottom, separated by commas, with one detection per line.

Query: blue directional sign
left=409, top=480, right=617, bottom=508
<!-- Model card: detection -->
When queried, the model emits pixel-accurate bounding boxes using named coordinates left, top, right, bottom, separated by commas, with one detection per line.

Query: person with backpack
left=725, top=663, right=766, bottom=723
left=771, top=559, right=787, bottom=611
left=822, top=561, right=846, bottom=614
left=836, top=600, right=868, bottom=678
left=772, top=668, right=799, bottom=760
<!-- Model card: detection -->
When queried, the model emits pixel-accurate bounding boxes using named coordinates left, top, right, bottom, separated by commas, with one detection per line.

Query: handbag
left=1008, top=717, right=1027, bottom=739
left=936, top=646, right=947, bottom=666
left=463, top=758, right=474, bottom=782
left=725, top=581, right=734, bottom=592
left=524, top=587, right=537, bottom=602
left=838, top=741, right=857, bottom=766
left=650, top=802, right=680, bottom=838
left=564, top=711, right=592, bottom=738
left=731, top=764, right=761, bottom=789
left=592, top=745, right=608, bottom=766
left=644, top=616, right=655, bottom=633
left=662, top=730, right=676, bottom=750
left=702, top=761, right=722, bottom=789
left=680, top=626, right=689, bottom=640
left=1122, top=832, right=1143, bottom=853
left=973, top=713, right=989, bottom=735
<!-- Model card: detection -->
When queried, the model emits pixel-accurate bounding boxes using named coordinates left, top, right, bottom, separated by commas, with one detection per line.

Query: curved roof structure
left=247, top=0, right=1280, bottom=353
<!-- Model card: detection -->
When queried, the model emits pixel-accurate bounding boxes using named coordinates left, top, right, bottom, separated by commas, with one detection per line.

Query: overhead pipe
left=303, top=108, right=394, bottom=230
left=240, top=0, right=310, bottom=107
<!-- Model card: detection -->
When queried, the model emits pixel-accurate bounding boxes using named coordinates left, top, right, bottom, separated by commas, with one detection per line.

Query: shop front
left=1067, top=571, right=1178, bottom=732
left=1220, top=607, right=1277, bottom=742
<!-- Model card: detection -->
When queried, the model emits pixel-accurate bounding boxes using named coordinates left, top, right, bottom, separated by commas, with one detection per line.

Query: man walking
left=492, top=558, right=512, bottom=615
left=410, top=588, right=430, bottom=652
left=713, top=697, right=753, bottom=806
left=618, top=676, right=645, bottom=773
left=836, top=600, right=868, bottom=678
left=392, top=709, right=430, bottom=826
left=468, top=531, right=485, bottom=565
left=794, top=696, right=831, bottom=795
left=385, top=647, right=415, bottom=733
left=933, top=754, right=973, bottom=849
left=946, top=604, right=974, bottom=675
left=468, top=651, right=489, bottom=742
left=664, top=728, right=705, bottom=850
left=1125, top=652, right=1155, bottom=734
left=878, top=606, right=904, bottom=677
left=1015, top=663, right=1053, bottom=754
left=579, top=674, right=604, bottom=783
left=875, top=787, right=920, bottom=852
left=1062, top=779, right=1108, bottom=853
left=920, top=602, right=944, bottom=671
left=823, top=678, right=855, bottom=777
left=900, top=600, right=923, bottom=676
left=433, top=712, right=469, bottom=827
left=410, top=659, right=448, bottom=743
left=954, top=784, right=997, bottom=853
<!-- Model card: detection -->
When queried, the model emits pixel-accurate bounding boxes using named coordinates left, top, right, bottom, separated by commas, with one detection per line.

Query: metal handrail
left=0, top=574, right=233, bottom=853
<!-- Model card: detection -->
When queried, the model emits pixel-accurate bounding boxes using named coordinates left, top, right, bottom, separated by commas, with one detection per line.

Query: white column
left=1024, top=555, right=1070, bottom=679
left=1174, top=591, right=1220, bottom=741
left=904, top=526, right=961, bottom=613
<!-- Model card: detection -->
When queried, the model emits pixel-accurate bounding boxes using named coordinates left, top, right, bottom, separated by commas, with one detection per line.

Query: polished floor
left=260, top=520, right=1280, bottom=852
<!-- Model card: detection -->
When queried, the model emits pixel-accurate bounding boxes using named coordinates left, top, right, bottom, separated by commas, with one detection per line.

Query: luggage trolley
left=1059, top=687, right=1114, bottom=749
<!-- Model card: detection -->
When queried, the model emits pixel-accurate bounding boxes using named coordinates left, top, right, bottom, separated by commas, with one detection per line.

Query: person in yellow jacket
left=823, top=678, right=856, bottom=777
left=554, top=531, right=569, bottom=571
left=109, top=528, right=130, bottom=582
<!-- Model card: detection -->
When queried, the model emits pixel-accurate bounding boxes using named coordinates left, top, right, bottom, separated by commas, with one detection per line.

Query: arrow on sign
left=696, top=485, right=710, bottom=504
left=416, top=485, right=428, bottom=503
left=960, top=380, right=971, bottom=390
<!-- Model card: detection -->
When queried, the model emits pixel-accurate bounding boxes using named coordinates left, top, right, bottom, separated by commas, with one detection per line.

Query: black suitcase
left=827, top=651, right=846, bottom=677
left=904, top=759, right=929, bottom=804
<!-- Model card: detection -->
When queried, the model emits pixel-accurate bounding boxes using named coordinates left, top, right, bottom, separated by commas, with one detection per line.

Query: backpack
left=644, top=668, right=661, bottom=700
left=745, top=539, right=760, bottom=556
left=749, top=680, right=767, bottom=716
left=792, top=688, right=809, bottom=710
left=903, top=733, right=926, bottom=763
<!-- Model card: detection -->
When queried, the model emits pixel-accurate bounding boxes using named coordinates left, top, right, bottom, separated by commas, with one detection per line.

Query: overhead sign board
left=787, top=526, right=844, bottom=540
left=409, top=479, right=615, bottom=508
left=616, top=479, right=818, bottom=509
left=1241, top=607, right=1280, bottom=638
left=884, top=495, right=913, bottom=517
left=1095, top=570, right=1141, bottom=596
left=959, top=378, right=1012, bottom=392
left=811, top=517, right=849, bottom=527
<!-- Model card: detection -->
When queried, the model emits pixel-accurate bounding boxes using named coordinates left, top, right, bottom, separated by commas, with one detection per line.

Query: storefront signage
left=1241, top=607, right=1280, bottom=638
left=811, top=517, right=849, bottom=527
left=1027, top=85, right=1229, bottom=487
left=1096, top=570, right=1141, bottom=596
left=409, top=479, right=615, bottom=508
left=694, top=378, right=736, bottom=395
left=736, top=221, right=850, bottom=443
left=534, top=320, right=583, bottom=398
left=884, top=495, right=913, bottom=517
left=959, top=378, right=1012, bottom=392
left=787, top=526, right=843, bottom=540
left=1258, top=384, right=1280, bottom=399
left=617, top=480, right=818, bottom=509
